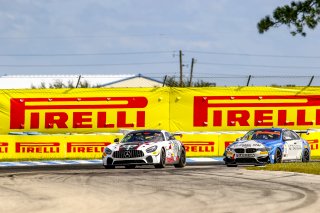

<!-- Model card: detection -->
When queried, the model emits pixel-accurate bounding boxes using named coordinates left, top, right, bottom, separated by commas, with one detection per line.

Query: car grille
left=113, top=160, right=146, bottom=165
left=113, top=150, right=144, bottom=158
left=235, top=158, right=258, bottom=164
left=234, top=148, right=258, bottom=153
left=234, top=148, right=245, bottom=153
left=246, top=148, right=257, bottom=153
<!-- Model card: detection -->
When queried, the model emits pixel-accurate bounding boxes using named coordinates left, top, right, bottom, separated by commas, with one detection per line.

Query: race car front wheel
left=155, top=148, right=166, bottom=168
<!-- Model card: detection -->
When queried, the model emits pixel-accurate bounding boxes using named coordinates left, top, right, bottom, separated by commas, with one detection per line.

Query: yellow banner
left=0, top=88, right=169, bottom=134
left=170, top=87, right=320, bottom=131
left=178, top=133, right=219, bottom=157
left=0, top=134, right=122, bottom=161
left=1, top=87, right=320, bottom=133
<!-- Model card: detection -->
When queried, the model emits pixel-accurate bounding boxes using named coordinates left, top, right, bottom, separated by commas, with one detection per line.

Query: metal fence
left=152, top=75, right=320, bottom=87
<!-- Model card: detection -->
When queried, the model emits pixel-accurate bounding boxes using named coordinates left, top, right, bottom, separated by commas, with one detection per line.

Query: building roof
left=99, top=73, right=163, bottom=88
left=0, top=74, right=162, bottom=89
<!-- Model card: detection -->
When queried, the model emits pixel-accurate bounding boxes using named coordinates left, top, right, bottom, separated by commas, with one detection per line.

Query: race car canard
left=102, top=129, right=186, bottom=169
left=224, top=128, right=311, bottom=166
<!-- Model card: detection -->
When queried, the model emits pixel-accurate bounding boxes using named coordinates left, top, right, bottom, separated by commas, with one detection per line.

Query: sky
left=1, top=0, right=320, bottom=86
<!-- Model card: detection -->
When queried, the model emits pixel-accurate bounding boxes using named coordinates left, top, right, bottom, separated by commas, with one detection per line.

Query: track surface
left=0, top=164, right=319, bottom=213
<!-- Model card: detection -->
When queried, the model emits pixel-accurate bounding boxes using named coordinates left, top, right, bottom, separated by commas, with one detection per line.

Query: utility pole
left=179, top=50, right=183, bottom=87
left=189, top=58, right=195, bottom=87
left=76, top=75, right=82, bottom=88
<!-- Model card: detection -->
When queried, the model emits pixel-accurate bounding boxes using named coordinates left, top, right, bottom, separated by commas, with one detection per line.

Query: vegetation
left=31, top=79, right=94, bottom=89
left=163, top=76, right=216, bottom=87
left=258, top=0, right=320, bottom=36
left=247, top=162, right=320, bottom=175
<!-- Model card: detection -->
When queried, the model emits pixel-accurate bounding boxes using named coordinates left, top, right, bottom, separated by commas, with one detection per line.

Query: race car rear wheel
left=302, top=149, right=310, bottom=162
left=174, top=147, right=186, bottom=168
left=104, top=165, right=115, bottom=169
left=125, top=165, right=136, bottom=169
left=274, top=148, right=282, bottom=163
left=155, top=148, right=166, bottom=168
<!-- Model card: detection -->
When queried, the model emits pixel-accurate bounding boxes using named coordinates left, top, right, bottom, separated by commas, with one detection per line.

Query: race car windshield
left=121, top=132, right=164, bottom=143
left=243, top=130, right=281, bottom=140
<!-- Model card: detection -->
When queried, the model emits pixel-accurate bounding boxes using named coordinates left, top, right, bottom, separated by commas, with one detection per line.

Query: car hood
left=231, top=140, right=265, bottom=149
left=231, top=139, right=281, bottom=148
left=108, top=141, right=157, bottom=151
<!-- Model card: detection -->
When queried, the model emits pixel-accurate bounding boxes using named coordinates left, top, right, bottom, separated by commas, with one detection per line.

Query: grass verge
left=247, top=162, right=320, bottom=175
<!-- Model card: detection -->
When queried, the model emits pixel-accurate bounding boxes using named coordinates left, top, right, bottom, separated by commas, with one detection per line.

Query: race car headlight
left=226, top=147, right=234, bottom=152
left=104, top=147, right=112, bottom=155
left=258, top=147, right=271, bottom=152
left=146, top=145, right=158, bottom=153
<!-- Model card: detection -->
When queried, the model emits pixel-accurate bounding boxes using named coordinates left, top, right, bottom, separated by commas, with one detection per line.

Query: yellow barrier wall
left=1, top=132, right=318, bottom=161
left=1, top=87, right=320, bottom=160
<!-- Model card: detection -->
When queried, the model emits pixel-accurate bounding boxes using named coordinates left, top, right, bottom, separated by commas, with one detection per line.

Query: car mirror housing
left=114, top=138, right=119, bottom=143
left=283, top=136, right=292, bottom=141
left=236, top=137, right=242, bottom=141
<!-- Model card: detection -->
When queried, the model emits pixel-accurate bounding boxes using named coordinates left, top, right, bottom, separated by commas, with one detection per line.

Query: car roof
left=127, top=129, right=163, bottom=134
left=251, top=128, right=284, bottom=131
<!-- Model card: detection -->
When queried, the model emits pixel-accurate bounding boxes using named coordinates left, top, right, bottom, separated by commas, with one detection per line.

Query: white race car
left=102, top=129, right=186, bottom=169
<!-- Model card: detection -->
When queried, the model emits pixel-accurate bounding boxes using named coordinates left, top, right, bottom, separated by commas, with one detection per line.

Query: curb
left=0, top=157, right=224, bottom=167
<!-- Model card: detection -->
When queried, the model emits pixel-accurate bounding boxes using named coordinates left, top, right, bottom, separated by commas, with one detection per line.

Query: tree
left=31, top=79, right=93, bottom=89
left=163, top=76, right=215, bottom=87
left=257, top=0, right=320, bottom=36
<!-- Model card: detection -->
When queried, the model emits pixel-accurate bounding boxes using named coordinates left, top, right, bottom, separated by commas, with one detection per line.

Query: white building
left=0, top=74, right=163, bottom=89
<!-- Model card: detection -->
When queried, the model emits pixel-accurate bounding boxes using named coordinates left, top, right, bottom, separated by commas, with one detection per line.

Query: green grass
left=247, top=162, right=320, bottom=175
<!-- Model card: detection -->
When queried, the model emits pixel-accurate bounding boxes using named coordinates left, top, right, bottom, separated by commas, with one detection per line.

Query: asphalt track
left=0, top=163, right=319, bottom=213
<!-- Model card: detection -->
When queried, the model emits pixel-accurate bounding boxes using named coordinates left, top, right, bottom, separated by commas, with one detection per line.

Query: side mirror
left=283, top=136, right=292, bottom=141
left=236, top=137, right=242, bottom=141
left=114, top=138, right=119, bottom=143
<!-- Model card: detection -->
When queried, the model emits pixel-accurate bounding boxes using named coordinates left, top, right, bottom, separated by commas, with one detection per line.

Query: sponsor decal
left=16, top=142, right=60, bottom=153
left=307, top=139, right=319, bottom=150
left=10, top=97, right=148, bottom=130
left=183, top=141, right=215, bottom=152
left=0, top=142, right=8, bottom=153
left=67, top=142, right=111, bottom=153
left=193, top=95, right=320, bottom=127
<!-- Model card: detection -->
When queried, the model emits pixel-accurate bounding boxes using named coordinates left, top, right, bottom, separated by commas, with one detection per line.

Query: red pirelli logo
left=0, top=142, right=8, bottom=153
left=10, top=97, right=148, bottom=130
left=183, top=141, right=215, bottom=152
left=67, top=142, right=111, bottom=153
left=193, top=95, right=320, bottom=127
left=307, top=139, right=319, bottom=150
left=16, top=142, right=60, bottom=153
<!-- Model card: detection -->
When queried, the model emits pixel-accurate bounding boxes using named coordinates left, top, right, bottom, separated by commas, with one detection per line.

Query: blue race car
left=224, top=128, right=311, bottom=167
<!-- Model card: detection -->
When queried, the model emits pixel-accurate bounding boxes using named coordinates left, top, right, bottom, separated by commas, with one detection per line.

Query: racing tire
left=302, top=149, right=310, bottom=162
left=125, top=165, right=136, bottom=169
left=174, top=147, right=186, bottom=168
left=226, top=164, right=238, bottom=167
left=104, top=165, right=115, bottom=169
left=274, top=148, right=282, bottom=164
left=155, top=148, right=166, bottom=169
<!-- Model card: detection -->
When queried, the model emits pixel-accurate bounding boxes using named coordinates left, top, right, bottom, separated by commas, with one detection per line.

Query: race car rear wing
left=294, top=129, right=311, bottom=135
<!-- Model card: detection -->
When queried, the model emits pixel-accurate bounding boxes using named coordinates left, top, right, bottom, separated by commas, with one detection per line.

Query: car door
left=165, top=132, right=179, bottom=163
left=289, top=130, right=303, bottom=160
left=283, top=130, right=302, bottom=160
